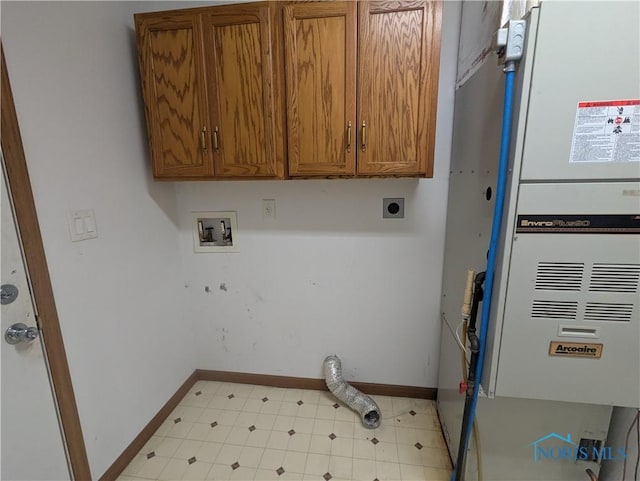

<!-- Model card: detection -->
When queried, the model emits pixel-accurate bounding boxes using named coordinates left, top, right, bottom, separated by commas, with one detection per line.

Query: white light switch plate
left=68, top=209, right=98, bottom=242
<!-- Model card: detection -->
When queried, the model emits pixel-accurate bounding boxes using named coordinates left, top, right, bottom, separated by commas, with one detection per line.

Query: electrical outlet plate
left=262, top=199, right=276, bottom=220
left=383, top=198, right=404, bottom=218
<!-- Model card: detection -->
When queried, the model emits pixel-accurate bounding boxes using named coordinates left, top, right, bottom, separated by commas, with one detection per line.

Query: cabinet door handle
left=361, top=121, right=366, bottom=151
left=200, top=127, right=207, bottom=151
left=347, top=121, right=352, bottom=151
left=213, top=127, right=219, bottom=151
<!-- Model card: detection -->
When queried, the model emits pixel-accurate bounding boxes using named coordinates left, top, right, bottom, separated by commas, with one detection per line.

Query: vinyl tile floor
left=118, top=381, right=452, bottom=481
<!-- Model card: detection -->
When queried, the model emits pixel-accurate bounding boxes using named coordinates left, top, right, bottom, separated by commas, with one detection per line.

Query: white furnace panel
left=520, top=1, right=640, bottom=181
left=495, top=182, right=640, bottom=406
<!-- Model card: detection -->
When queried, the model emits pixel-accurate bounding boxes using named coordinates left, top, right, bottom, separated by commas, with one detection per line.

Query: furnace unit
left=437, top=2, right=640, bottom=480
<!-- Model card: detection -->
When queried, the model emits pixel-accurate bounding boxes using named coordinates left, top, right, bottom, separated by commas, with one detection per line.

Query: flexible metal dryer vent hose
left=323, top=355, right=381, bottom=429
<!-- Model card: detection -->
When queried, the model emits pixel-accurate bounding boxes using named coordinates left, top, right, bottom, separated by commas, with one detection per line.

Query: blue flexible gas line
left=450, top=65, right=517, bottom=481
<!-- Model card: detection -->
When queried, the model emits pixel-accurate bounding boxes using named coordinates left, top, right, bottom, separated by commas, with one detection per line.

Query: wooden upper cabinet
left=203, top=4, right=279, bottom=177
left=357, top=1, right=441, bottom=176
left=135, top=2, right=284, bottom=180
left=282, top=0, right=441, bottom=178
left=283, top=2, right=356, bottom=177
left=135, top=12, right=213, bottom=178
left=134, top=1, right=440, bottom=180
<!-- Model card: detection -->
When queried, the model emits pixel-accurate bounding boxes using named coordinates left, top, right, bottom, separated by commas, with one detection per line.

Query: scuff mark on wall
left=204, top=285, right=211, bottom=293
left=248, top=289, right=264, bottom=303
left=216, top=327, right=229, bottom=352
left=219, top=283, right=227, bottom=292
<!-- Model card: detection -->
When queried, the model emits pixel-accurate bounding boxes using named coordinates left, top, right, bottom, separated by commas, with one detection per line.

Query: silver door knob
left=5, top=323, right=39, bottom=345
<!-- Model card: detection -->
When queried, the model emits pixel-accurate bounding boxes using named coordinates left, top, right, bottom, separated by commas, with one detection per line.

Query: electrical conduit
left=452, top=63, right=517, bottom=481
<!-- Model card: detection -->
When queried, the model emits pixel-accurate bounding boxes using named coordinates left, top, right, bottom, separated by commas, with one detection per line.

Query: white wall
left=2, top=0, right=460, bottom=477
left=176, top=1, right=461, bottom=388
left=1, top=2, right=202, bottom=478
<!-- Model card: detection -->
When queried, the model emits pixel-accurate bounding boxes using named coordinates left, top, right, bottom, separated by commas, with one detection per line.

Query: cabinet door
left=204, top=5, right=278, bottom=177
left=357, top=1, right=441, bottom=176
left=284, top=2, right=356, bottom=177
left=135, top=12, right=213, bottom=178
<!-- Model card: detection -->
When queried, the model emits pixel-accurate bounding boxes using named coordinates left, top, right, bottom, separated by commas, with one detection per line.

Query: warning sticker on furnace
left=569, top=99, right=640, bottom=163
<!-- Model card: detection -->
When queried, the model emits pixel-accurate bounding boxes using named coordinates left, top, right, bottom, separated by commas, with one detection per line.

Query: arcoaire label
left=549, top=341, right=603, bottom=359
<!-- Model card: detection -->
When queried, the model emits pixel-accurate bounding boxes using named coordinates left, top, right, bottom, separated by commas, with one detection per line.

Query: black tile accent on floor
left=323, top=472, right=332, bottom=480
left=210, top=421, right=218, bottom=428
left=174, top=417, right=182, bottom=424
left=409, top=410, right=416, bottom=416
left=276, top=467, right=285, bottom=476
left=288, top=429, right=296, bottom=436
left=228, top=394, right=235, bottom=399
left=333, top=403, right=339, bottom=409
left=415, top=442, right=423, bottom=450
left=297, top=400, right=304, bottom=406
left=328, top=433, right=336, bottom=440
left=249, top=425, right=256, bottom=432
left=195, top=391, right=202, bottom=396
left=231, top=462, right=240, bottom=470
left=188, top=457, right=196, bottom=465
left=371, top=438, right=379, bottom=445
left=146, top=452, right=155, bottom=459
left=262, top=397, right=269, bottom=402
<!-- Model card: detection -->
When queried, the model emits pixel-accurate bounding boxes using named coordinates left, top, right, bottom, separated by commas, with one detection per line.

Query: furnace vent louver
left=535, top=262, right=584, bottom=291
left=584, top=302, right=633, bottom=322
left=531, top=300, right=578, bottom=319
left=589, top=264, right=640, bottom=293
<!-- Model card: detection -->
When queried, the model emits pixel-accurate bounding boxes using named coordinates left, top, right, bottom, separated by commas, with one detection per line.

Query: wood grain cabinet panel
left=135, top=3, right=283, bottom=180
left=282, top=0, right=441, bottom=178
left=204, top=5, right=279, bottom=177
left=358, top=1, right=441, bottom=176
left=135, top=12, right=213, bottom=178
left=284, top=2, right=356, bottom=176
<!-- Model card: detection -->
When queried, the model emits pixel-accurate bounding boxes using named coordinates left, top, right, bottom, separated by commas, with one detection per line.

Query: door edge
left=1, top=44, right=92, bottom=481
